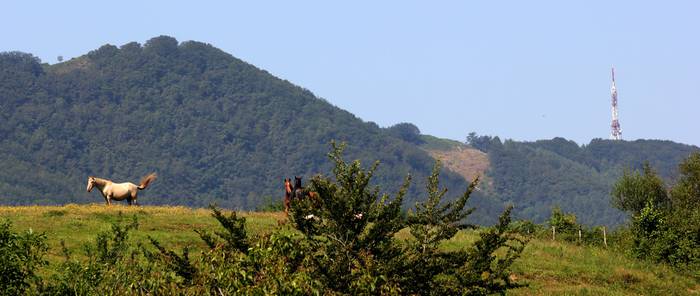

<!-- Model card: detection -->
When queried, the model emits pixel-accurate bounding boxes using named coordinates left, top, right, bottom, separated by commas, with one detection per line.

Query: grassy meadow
left=1, top=204, right=698, bottom=295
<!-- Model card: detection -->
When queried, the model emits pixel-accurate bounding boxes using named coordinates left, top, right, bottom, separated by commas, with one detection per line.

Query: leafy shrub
left=288, top=143, right=527, bottom=294
left=547, top=206, right=578, bottom=236
left=0, top=220, right=48, bottom=296
left=611, top=163, right=670, bottom=216
left=612, top=152, right=700, bottom=272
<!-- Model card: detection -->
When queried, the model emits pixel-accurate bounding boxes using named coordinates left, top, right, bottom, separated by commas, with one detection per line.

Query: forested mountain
left=0, top=36, right=496, bottom=219
left=465, top=136, right=699, bottom=226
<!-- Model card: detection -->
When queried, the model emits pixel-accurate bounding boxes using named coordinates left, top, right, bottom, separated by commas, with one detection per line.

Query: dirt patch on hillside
left=424, top=146, right=489, bottom=182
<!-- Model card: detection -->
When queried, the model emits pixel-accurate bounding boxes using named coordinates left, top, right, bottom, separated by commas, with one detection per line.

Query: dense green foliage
left=613, top=152, right=700, bottom=273
left=468, top=135, right=698, bottom=226
left=547, top=207, right=579, bottom=236
left=386, top=122, right=425, bottom=145
left=1, top=145, right=526, bottom=295
left=0, top=220, right=48, bottom=296
left=286, top=143, right=525, bottom=294
left=0, top=37, right=481, bottom=217
left=611, top=164, right=670, bottom=216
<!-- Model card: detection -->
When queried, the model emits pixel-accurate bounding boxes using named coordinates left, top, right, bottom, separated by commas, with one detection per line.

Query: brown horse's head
left=284, top=178, right=293, bottom=194
left=294, top=176, right=302, bottom=190
left=86, top=176, right=96, bottom=192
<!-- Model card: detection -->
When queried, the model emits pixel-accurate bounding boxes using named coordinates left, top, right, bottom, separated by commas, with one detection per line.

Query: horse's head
left=294, top=176, right=302, bottom=190
left=284, top=178, right=293, bottom=194
left=87, top=176, right=96, bottom=192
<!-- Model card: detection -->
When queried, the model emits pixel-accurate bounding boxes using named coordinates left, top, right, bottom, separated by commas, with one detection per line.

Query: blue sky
left=3, top=1, right=699, bottom=146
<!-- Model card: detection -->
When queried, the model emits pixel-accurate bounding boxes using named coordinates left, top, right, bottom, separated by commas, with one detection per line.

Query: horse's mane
left=91, top=177, right=110, bottom=184
left=294, top=176, right=302, bottom=191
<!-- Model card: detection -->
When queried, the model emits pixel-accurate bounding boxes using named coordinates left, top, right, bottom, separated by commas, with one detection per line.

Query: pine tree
left=289, top=141, right=408, bottom=293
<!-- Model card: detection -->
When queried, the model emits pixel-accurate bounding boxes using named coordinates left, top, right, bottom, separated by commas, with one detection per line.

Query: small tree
left=290, top=143, right=527, bottom=294
left=400, top=160, right=477, bottom=294
left=386, top=122, right=424, bottom=144
left=670, top=152, right=700, bottom=213
left=290, top=141, right=409, bottom=293
left=194, top=205, right=249, bottom=254
left=402, top=160, right=526, bottom=295
left=409, top=160, right=476, bottom=255
left=612, top=153, right=700, bottom=271
left=611, top=163, right=669, bottom=217
left=547, top=206, right=578, bottom=236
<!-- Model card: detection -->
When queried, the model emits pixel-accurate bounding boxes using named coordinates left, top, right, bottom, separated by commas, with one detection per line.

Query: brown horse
left=283, top=178, right=293, bottom=215
left=87, top=173, right=157, bottom=206
left=293, top=176, right=319, bottom=201
left=283, top=176, right=321, bottom=216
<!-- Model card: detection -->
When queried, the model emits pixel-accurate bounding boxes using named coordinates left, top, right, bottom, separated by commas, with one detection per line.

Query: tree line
left=466, top=134, right=699, bottom=226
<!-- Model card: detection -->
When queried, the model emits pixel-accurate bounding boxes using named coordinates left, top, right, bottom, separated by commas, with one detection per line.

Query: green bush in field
left=287, top=142, right=526, bottom=295
left=0, top=220, right=48, bottom=296
left=402, top=162, right=527, bottom=295
left=612, top=163, right=670, bottom=217
left=612, top=152, right=700, bottom=273
left=37, top=214, right=184, bottom=295
left=288, top=142, right=409, bottom=294
left=514, top=208, right=610, bottom=248
left=547, top=206, right=578, bottom=237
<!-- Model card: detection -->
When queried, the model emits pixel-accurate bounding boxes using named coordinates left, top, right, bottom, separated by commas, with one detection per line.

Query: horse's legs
left=284, top=195, right=290, bottom=216
left=131, top=192, right=138, bottom=206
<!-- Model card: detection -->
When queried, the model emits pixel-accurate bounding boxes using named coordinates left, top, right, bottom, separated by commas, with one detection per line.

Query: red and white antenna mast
left=610, top=67, right=622, bottom=140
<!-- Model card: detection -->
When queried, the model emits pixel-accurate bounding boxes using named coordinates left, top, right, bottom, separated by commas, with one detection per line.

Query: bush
left=547, top=206, right=578, bottom=237
left=0, top=220, right=48, bottom=295
left=612, top=152, right=700, bottom=272
left=288, top=143, right=527, bottom=294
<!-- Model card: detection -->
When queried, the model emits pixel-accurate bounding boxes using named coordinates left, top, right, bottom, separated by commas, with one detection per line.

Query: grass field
left=2, top=204, right=698, bottom=295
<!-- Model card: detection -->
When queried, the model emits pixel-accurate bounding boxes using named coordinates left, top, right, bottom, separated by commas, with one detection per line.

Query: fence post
left=602, top=226, right=607, bottom=247
left=552, top=226, right=556, bottom=241
left=578, top=227, right=582, bottom=243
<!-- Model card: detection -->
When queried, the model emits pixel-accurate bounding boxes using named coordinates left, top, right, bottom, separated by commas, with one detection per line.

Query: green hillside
left=0, top=37, right=489, bottom=217
left=469, top=136, right=699, bottom=226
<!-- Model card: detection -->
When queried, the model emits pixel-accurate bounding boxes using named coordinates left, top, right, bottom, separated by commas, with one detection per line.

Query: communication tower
left=610, top=67, right=622, bottom=140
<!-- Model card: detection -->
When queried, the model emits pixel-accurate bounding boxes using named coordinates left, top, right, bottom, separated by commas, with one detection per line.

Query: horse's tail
left=138, top=173, right=157, bottom=190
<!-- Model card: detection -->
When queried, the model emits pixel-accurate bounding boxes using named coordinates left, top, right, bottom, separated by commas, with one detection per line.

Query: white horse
left=87, top=173, right=157, bottom=206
